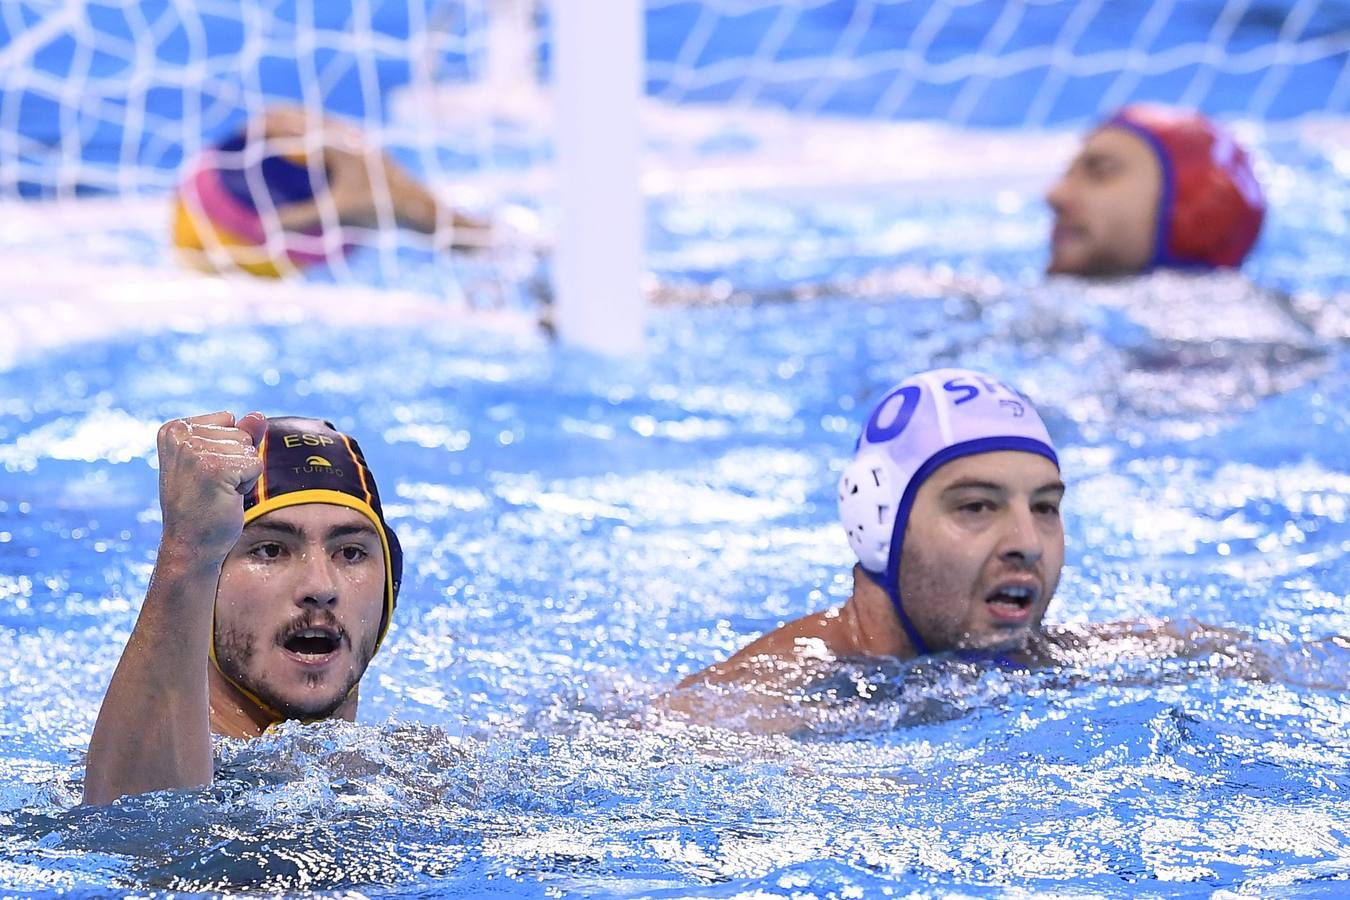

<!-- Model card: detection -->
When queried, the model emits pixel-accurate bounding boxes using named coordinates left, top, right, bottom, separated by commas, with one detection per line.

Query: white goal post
left=553, top=0, right=646, bottom=354
left=1, top=0, right=1347, bottom=354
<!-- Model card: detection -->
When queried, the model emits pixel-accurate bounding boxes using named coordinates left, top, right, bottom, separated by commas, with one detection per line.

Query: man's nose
left=1045, top=172, right=1072, bottom=214
left=295, top=549, right=339, bottom=607
left=998, top=506, right=1044, bottom=567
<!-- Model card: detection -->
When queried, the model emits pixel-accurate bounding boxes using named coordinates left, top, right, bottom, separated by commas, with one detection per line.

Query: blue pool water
left=1, top=148, right=1348, bottom=894
left=2, top=2, right=1349, bottom=897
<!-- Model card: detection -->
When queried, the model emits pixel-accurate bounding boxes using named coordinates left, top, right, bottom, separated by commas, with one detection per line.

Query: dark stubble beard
left=899, top=541, right=1046, bottom=654
left=896, top=540, right=956, bottom=653
left=214, top=623, right=379, bottom=721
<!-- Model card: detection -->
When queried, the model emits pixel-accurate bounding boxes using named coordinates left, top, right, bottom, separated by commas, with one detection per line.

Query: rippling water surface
left=1, top=130, right=1348, bottom=896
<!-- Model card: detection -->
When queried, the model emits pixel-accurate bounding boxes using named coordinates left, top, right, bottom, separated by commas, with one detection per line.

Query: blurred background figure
left=1046, top=104, right=1265, bottom=278
left=172, top=106, right=497, bottom=278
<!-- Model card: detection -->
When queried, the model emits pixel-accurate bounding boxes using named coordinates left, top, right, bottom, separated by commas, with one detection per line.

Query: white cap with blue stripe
left=837, top=368, right=1058, bottom=655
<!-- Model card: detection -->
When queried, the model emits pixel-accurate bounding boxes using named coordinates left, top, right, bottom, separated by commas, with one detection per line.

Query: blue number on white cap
left=865, top=385, right=921, bottom=443
left=944, top=378, right=980, bottom=405
left=943, top=375, right=1011, bottom=405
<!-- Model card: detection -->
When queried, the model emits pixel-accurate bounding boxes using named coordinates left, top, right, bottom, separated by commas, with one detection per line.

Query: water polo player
left=173, top=106, right=493, bottom=277
left=670, top=368, right=1324, bottom=730
left=1046, top=104, right=1265, bottom=277
left=83, top=414, right=402, bottom=805
left=680, top=368, right=1066, bottom=690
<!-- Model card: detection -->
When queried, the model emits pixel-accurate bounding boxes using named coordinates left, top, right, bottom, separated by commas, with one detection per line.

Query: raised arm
left=82, top=412, right=266, bottom=805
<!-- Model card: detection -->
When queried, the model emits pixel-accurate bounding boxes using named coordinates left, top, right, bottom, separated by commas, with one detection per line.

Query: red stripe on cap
left=255, top=429, right=270, bottom=503
left=340, top=433, right=372, bottom=506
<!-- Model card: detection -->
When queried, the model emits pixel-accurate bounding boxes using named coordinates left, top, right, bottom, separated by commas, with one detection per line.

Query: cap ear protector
left=1106, top=104, right=1265, bottom=270
left=839, top=449, right=901, bottom=575
left=210, top=416, right=402, bottom=721
left=838, top=369, right=1059, bottom=655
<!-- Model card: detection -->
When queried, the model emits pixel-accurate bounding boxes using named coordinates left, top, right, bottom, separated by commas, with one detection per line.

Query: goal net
left=647, top=0, right=1348, bottom=126
left=0, top=0, right=1346, bottom=303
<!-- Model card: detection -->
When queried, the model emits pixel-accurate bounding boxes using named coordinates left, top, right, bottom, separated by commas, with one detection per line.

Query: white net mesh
left=0, top=0, right=545, bottom=196
left=646, top=0, right=1349, bottom=125
left=1, top=0, right=555, bottom=309
left=0, top=0, right=1346, bottom=303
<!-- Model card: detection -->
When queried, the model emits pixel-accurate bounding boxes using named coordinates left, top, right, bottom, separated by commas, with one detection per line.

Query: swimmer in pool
left=670, top=367, right=1311, bottom=726
left=650, top=106, right=1272, bottom=309
left=680, top=369, right=1062, bottom=695
left=82, top=413, right=402, bottom=805
left=1046, top=104, right=1265, bottom=277
left=174, top=105, right=505, bottom=278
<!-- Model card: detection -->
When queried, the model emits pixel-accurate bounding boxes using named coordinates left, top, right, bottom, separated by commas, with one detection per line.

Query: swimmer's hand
left=157, top=411, right=266, bottom=563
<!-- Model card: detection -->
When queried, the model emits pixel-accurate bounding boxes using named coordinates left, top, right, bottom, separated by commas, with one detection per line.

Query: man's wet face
left=898, top=451, right=1065, bottom=653
left=213, top=503, right=386, bottom=720
left=1046, top=126, right=1162, bottom=276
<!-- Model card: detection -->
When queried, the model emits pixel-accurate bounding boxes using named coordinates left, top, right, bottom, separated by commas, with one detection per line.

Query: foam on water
left=0, top=123, right=1348, bottom=895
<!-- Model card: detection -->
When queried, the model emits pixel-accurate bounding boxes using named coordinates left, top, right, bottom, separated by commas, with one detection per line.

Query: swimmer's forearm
left=388, top=174, right=441, bottom=234
left=82, top=546, right=220, bottom=805
left=384, top=171, right=493, bottom=245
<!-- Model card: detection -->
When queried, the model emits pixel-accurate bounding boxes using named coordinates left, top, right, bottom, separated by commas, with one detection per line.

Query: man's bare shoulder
left=677, top=606, right=863, bottom=690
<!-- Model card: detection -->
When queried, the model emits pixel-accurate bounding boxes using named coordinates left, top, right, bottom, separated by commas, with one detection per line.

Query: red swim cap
left=1107, top=104, right=1265, bottom=270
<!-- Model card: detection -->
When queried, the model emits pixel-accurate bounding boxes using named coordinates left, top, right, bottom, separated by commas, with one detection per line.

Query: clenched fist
left=156, top=411, right=268, bottom=562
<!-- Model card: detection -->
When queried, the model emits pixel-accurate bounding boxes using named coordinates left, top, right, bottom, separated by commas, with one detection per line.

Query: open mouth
left=985, top=584, right=1037, bottom=617
left=282, top=627, right=343, bottom=658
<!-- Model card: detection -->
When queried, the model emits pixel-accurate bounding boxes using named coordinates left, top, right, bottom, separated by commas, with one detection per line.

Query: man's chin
left=1048, top=249, right=1149, bottom=279
left=959, top=625, right=1037, bottom=653
left=228, top=668, right=355, bottom=722
left=260, top=688, right=351, bottom=722
left=1047, top=249, right=1089, bottom=276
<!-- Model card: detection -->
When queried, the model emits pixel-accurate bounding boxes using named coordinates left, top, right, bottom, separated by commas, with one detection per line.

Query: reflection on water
left=1, top=133, right=1348, bottom=895
left=3, top=639, right=1347, bottom=895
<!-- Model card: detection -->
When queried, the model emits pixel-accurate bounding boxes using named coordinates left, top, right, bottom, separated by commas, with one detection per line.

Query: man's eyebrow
left=941, top=479, right=1006, bottom=495
left=326, top=523, right=380, bottom=541
left=240, top=521, right=379, bottom=541
left=1082, top=150, right=1120, bottom=169
left=941, top=479, right=1067, bottom=496
left=242, top=520, right=302, bottom=539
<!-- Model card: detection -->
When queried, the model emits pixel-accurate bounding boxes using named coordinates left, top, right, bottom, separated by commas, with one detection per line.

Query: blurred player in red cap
left=1046, top=104, right=1265, bottom=277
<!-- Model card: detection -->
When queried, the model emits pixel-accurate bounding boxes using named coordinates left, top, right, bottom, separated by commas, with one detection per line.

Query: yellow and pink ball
left=172, top=133, right=330, bottom=278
